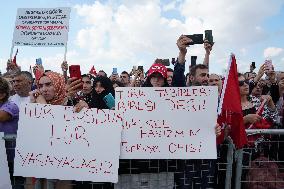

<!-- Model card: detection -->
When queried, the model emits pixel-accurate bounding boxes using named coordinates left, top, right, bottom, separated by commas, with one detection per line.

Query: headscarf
left=90, top=76, right=115, bottom=109
left=38, top=71, right=66, bottom=105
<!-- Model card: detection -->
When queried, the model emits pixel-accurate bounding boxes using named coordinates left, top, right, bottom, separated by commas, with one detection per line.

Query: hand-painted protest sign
left=0, top=133, right=12, bottom=189
left=115, top=87, right=219, bottom=159
left=12, top=8, right=71, bottom=47
left=14, top=104, right=122, bottom=183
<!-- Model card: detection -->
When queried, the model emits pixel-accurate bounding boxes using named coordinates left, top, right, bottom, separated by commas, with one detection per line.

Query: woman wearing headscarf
left=28, top=71, right=71, bottom=189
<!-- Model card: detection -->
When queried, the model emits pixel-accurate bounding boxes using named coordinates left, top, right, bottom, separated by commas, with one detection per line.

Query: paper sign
left=0, top=133, right=12, bottom=189
left=14, top=104, right=122, bottom=183
left=115, top=87, right=218, bottom=159
left=12, top=8, right=71, bottom=47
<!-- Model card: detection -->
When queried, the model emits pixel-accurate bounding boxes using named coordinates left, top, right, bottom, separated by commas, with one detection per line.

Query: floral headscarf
left=38, top=71, right=66, bottom=105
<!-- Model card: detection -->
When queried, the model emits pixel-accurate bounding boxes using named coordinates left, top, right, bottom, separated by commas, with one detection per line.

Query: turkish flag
left=89, top=66, right=97, bottom=76
left=217, top=54, right=247, bottom=149
left=12, top=49, right=18, bottom=67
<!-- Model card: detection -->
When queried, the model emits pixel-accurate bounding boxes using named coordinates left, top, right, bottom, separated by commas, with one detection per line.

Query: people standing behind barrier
left=238, top=73, right=277, bottom=144
left=28, top=71, right=71, bottom=189
left=0, top=77, right=21, bottom=187
left=9, top=71, right=33, bottom=107
left=66, top=76, right=115, bottom=189
left=65, top=74, right=95, bottom=107
left=170, top=34, right=221, bottom=188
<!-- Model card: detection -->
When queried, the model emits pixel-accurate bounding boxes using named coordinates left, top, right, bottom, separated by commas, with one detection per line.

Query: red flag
left=89, top=66, right=97, bottom=76
left=12, top=49, right=18, bottom=67
left=217, top=54, right=247, bottom=149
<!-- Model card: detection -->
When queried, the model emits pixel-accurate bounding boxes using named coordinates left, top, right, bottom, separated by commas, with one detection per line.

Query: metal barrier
left=234, top=129, right=284, bottom=189
left=3, top=133, right=239, bottom=189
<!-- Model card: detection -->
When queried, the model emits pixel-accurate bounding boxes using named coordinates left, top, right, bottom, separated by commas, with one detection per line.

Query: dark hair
left=167, top=68, right=174, bottom=72
left=190, top=64, right=208, bottom=77
left=93, top=76, right=115, bottom=96
left=142, top=73, right=169, bottom=87
left=0, top=77, right=10, bottom=102
left=13, top=71, right=33, bottom=82
left=121, top=71, right=130, bottom=78
left=112, top=80, right=124, bottom=87
left=98, top=70, right=107, bottom=77
left=91, top=76, right=115, bottom=109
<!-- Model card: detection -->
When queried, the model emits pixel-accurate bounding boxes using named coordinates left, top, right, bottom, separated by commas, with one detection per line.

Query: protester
left=97, top=70, right=107, bottom=77
left=112, top=80, right=124, bottom=89
left=120, top=71, right=131, bottom=87
left=238, top=73, right=277, bottom=144
left=167, top=68, right=174, bottom=86
left=10, top=71, right=33, bottom=107
left=28, top=71, right=71, bottom=189
left=0, top=77, right=21, bottom=188
left=130, top=68, right=144, bottom=87
left=209, top=73, right=222, bottom=94
left=169, top=35, right=222, bottom=188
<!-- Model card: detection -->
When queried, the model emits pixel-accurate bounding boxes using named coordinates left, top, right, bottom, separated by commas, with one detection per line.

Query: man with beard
left=172, top=35, right=220, bottom=189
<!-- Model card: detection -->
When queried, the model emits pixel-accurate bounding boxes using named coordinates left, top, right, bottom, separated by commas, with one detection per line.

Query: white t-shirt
left=9, top=94, right=31, bottom=107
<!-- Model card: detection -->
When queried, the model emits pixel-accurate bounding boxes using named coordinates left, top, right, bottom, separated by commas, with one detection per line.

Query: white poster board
left=14, top=104, right=122, bottom=183
left=12, top=8, right=71, bottom=47
left=0, top=133, right=12, bottom=189
left=115, top=87, right=218, bottom=159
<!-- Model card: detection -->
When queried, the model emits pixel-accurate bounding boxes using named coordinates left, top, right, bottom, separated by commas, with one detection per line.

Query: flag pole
left=64, top=43, right=67, bottom=62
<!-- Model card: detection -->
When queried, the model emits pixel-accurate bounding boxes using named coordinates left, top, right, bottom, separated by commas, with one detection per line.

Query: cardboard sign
left=0, top=133, right=12, bottom=189
left=115, top=87, right=218, bottom=159
left=12, top=8, right=71, bottom=47
left=14, top=104, right=122, bottom=183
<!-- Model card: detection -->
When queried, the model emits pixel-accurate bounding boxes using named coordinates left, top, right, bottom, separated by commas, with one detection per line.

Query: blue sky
left=1, top=0, right=284, bottom=75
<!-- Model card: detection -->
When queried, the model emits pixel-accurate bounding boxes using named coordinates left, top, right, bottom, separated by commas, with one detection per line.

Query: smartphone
left=112, top=68, right=118, bottom=75
left=205, top=30, right=213, bottom=45
left=191, top=56, right=197, bottom=67
left=185, top=34, right=203, bottom=45
left=161, top=59, right=170, bottom=66
left=69, top=65, right=82, bottom=79
left=138, top=66, right=144, bottom=72
left=36, top=58, right=42, bottom=65
left=251, top=62, right=256, bottom=69
left=103, top=93, right=115, bottom=109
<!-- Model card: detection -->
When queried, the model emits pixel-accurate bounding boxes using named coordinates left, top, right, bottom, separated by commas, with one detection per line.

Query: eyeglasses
left=239, top=80, right=249, bottom=86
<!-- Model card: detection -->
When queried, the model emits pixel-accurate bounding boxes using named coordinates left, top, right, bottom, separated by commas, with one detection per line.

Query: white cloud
left=72, top=0, right=284, bottom=75
left=162, top=1, right=177, bottom=11
left=264, top=47, right=284, bottom=58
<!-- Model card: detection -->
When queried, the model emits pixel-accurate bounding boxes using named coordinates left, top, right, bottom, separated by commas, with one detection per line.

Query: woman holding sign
left=28, top=71, right=71, bottom=189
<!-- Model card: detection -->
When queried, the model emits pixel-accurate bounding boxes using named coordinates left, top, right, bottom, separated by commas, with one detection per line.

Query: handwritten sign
left=115, top=87, right=218, bottom=159
left=0, top=133, right=12, bottom=189
left=12, top=8, right=71, bottom=47
left=14, top=104, right=122, bottom=183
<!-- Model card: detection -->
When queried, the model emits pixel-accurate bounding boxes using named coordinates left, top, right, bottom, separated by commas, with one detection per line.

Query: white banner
left=0, top=133, right=12, bottom=189
left=12, top=8, right=71, bottom=47
left=14, top=104, right=122, bottom=183
left=115, top=87, right=218, bottom=159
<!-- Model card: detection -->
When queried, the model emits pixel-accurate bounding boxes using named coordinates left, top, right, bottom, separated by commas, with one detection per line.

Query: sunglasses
left=239, top=80, right=249, bottom=86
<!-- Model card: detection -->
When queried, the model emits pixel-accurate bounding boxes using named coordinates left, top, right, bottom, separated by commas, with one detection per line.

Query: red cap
left=147, top=63, right=167, bottom=79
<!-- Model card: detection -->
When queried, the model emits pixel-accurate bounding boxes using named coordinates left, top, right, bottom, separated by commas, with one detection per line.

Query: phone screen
left=69, top=65, right=82, bottom=79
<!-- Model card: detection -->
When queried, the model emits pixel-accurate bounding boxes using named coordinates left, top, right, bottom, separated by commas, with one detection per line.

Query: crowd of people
left=0, top=34, right=284, bottom=189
